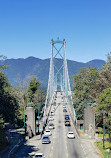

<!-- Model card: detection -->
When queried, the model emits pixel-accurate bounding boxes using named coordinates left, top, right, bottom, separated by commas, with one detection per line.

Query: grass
left=95, top=140, right=111, bottom=157
left=98, top=134, right=109, bottom=138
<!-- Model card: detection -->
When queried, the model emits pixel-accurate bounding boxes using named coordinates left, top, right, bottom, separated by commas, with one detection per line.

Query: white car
left=51, top=109, right=55, bottom=112
left=50, top=111, right=55, bottom=116
left=49, top=116, right=54, bottom=121
left=63, top=105, right=66, bottom=108
left=44, top=130, right=52, bottom=136
left=67, top=131, right=75, bottom=139
left=33, top=153, right=45, bottom=158
left=48, top=123, right=55, bottom=129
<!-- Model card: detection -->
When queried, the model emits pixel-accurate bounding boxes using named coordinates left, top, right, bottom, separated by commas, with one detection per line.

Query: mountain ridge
left=0, top=57, right=105, bottom=87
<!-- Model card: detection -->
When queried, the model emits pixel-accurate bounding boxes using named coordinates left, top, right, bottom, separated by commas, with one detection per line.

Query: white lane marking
left=81, top=144, right=88, bottom=158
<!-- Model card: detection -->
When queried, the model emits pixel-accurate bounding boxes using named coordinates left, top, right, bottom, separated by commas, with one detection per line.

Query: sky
left=0, top=0, right=111, bottom=63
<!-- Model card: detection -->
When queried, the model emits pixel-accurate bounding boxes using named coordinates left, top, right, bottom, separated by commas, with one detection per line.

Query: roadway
left=15, top=92, right=89, bottom=158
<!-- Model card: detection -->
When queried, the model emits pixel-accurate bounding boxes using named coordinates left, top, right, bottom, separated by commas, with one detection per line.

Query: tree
left=28, top=78, right=41, bottom=102
left=97, top=88, right=111, bottom=142
left=102, top=52, right=111, bottom=71
left=13, top=74, right=38, bottom=126
left=92, top=53, right=111, bottom=98
left=72, top=67, right=99, bottom=119
left=33, top=90, right=46, bottom=113
left=0, top=72, right=19, bottom=125
left=0, top=55, right=7, bottom=71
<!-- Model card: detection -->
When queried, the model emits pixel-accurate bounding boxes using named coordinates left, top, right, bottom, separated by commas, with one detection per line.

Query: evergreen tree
left=28, top=78, right=41, bottom=102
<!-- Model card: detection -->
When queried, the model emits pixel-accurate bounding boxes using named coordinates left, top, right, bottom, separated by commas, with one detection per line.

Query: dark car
left=65, top=120, right=71, bottom=126
left=42, top=136, right=50, bottom=144
left=63, top=109, right=67, bottom=112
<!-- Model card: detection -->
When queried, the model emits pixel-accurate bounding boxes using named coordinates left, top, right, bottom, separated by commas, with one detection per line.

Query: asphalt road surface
left=15, top=92, right=100, bottom=158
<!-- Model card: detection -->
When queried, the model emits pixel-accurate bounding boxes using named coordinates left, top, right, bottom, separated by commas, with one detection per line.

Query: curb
left=27, top=135, right=42, bottom=141
left=94, top=141, right=104, bottom=158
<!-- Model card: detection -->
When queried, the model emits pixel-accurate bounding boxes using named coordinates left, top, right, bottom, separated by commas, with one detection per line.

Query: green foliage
left=0, top=72, right=19, bottom=125
left=72, top=67, right=99, bottom=119
left=97, top=88, right=111, bottom=141
left=95, top=141, right=111, bottom=157
left=32, top=90, right=46, bottom=113
left=28, top=78, right=41, bottom=102
left=93, top=70, right=111, bottom=98
left=98, top=88, right=111, bottom=111
left=0, top=55, right=7, bottom=71
left=102, top=52, right=111, bottom=71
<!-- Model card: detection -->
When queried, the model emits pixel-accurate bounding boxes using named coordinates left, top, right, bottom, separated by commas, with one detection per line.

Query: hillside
left=0, top=57, right=105, bottom=87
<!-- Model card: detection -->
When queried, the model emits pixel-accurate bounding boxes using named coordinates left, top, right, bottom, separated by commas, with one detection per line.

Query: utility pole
left=103, top=109, right=105, bottom=150
left=37, top=103, right=40, bottom=134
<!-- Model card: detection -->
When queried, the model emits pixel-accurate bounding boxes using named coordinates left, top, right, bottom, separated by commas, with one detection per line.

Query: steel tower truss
left=44, top=39, right=77, bottom=124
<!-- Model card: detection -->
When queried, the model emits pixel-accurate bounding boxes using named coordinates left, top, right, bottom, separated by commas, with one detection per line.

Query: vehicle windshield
left=35, top=155, right=43, bottom=157
left=49, top=124, right=54, bottom=126
left=69, top=132, right=73, bottom=134
left=43, top=136, right=48, bottom=139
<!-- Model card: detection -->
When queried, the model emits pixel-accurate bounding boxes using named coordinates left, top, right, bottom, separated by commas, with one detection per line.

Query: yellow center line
left=49, top=153, right=52, bottom=157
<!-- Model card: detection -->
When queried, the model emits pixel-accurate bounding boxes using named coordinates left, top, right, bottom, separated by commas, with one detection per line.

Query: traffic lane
left=52, top=104, right=68, bottom=158
left=63, top=107, right=84, bottom=158
left=36, top=136, right=53, bottom=158
left=53, top=125, right=67, bottom=158
left=15, top=120, right=56, bottom=157
left=37, top=111, right=57, bottom=158
left=38, top=104, right=59, bottom=158
left=67, top=137, right=83, bottom=158
left=64, top=120, right=84, bottom=158
left=65, top=125, right=83, bottom=158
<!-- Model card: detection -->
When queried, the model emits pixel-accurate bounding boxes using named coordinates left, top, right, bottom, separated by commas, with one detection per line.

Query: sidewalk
left=79, top=133, right=102, bottom=158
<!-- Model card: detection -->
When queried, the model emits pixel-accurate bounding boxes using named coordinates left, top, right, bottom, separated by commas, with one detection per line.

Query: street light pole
left=37, top=103, right=40, bottom=134
left=103, top=109, right=105, bottom=150
left=24, top=106, right=25, bottom=127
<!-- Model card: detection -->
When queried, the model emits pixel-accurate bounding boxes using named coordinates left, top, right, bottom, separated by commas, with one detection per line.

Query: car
left=44, top=130, right=52, bottom=136
left=33, top=153, right=45, bottom=158
left=63, top=105, right=66, bottom=108
left=49, top=116, right=54, bottom=121
left=53, top=102, right=56, bottom=106
left=67, top=131, right=75, bottom=139
left=65, top=115, right=70, bottom=120
left=50, top=111, right=55, bottom=116
left=51, top=108, right=55, bottom=112
left=42, top=135, right=50, bottom=144
left=65, top=120, right=70, bottom=126
left=63, top=109, right=67, bottom=112
left=48, top=123, right=55, bottom=129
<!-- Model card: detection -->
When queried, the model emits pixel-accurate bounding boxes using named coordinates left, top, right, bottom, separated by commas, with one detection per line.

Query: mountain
left=0, top=57, right=105, bottom=87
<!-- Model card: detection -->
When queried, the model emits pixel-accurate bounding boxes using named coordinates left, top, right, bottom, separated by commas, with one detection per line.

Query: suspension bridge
left=15, top=39, right=100, bottom=158
left=43, top=39, right=77, bottom=126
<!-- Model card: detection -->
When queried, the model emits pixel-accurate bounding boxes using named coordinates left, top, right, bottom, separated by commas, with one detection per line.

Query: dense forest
left=0, top=55, right=46, bottom=150
left=72, top=53, right=111, bottom=142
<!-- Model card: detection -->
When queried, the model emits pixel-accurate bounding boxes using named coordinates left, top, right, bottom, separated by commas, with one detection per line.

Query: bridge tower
left=43, top=39, right=77, bottom=124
